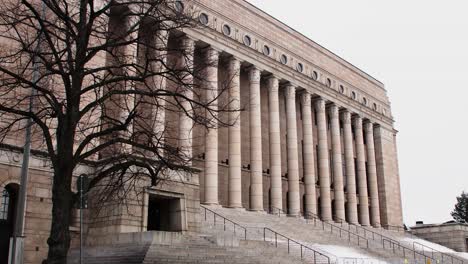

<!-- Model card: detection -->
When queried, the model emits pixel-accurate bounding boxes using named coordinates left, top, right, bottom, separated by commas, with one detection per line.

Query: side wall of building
left=412, top=224, right=468, bottom=253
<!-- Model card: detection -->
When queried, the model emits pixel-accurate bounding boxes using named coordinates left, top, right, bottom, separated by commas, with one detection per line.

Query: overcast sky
left=246, top=0, right=468, bottom=226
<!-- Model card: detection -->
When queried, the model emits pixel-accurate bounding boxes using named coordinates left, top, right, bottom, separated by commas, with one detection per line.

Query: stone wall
left=411, top=223, right=468, bottom=252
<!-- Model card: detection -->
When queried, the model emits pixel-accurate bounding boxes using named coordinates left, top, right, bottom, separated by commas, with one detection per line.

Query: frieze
left=189, top=1, right=391, bottom=119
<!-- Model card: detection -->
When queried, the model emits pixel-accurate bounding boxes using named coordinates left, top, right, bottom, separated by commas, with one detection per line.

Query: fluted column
left=203, top=47, right=220, bottom=205
left=248, top=66, right=263, bottom=211
left=267, top=76, right=282, bottom=211
left=315, top=98, right=332, bottom=222
left=329, top=104, right=345, bottom=222
left=342, top=110, right=358, bottom=225
left=301, top=92, right=317, bottom=216
left=178, top=36, right=195, bottom=165
left=285, top=84, right=300, bottom=216
left=364, top=121, right=381, bottom=227
left=354, top=116, right=370, bottom=226
left=227, top=57, right=242, bottom=208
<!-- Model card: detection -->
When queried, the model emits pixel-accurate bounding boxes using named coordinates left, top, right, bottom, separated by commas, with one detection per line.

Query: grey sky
left=246, top=0, right=468, bottom=226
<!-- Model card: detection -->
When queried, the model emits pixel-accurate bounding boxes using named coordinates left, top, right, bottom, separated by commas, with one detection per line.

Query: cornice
left=188, top=1, right=394, bottom=123
left=184, top=27, right=395, bottom=129
left=235, top=0, right=386, bottom=90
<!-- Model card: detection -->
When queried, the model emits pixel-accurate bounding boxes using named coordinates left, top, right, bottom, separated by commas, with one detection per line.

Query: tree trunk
left=45, top=164, right=73, bottom=264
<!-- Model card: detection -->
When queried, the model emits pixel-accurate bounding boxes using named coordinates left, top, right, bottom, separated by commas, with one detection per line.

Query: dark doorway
left=0, top=184, right=19, bottom=264
left=465, top=238, right=468, bottom=252
left=147, top=195, right=182, bottom=232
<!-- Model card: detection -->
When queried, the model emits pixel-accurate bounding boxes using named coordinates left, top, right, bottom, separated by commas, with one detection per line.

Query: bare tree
left=0, top=0, right=234, bottom=263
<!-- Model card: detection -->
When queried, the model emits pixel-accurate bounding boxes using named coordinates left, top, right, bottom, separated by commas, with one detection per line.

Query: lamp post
left=9, top=2, right=45, bottom=264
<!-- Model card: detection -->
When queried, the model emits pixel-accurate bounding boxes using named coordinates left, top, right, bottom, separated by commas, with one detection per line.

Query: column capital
left=363, top=120, right=374, bottom=132
left=341, top=110, right=352, bottom=124
left=247, top=66, right=261, bottom=83
left=314, top=97, right=326, bottom=112
left=227, top=56, right=241, bottom=71
left=204, top=47, right=220, bottom=67
left=181, top=35, right=196, bottom=51
left=284, top=84, right=296, bottom=99
left=266, top=75, right=279, bottom=93
left=353, top=115, right=363, bottom=126
left=328, top=104, right=339, bottom=118
left=300, top=91, right=312, bottom=106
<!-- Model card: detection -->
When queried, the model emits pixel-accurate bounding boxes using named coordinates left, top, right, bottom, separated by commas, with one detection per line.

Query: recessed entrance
left=0, top=183, right=19, bottom=264
left=147, top=194, right=183, bottom=232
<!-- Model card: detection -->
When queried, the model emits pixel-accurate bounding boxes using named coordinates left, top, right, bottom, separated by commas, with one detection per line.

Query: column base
left=201, top=203, right=222, bottom=208
left=225, top=206, right=245, bottom=211
left=248, top=209, right=266, bottom=214
left=287, top=213, right=301, bottom=218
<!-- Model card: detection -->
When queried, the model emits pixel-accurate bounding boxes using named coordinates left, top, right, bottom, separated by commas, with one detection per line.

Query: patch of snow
left=312, top=244, right=390, bottom=264
left=401, top=237, right=455, bottom=253
left=453, top=252, right=468, bottom=260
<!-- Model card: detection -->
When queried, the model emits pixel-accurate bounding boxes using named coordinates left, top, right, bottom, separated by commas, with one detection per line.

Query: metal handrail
left=263, top=227, right=333, bottom=264
left=268, top=206, right=285, bottom=217
left=412, top=241, right=465, bottom=264
left=200, top=205, right=247, bottom=240
left=383, top=238, right=435, bottom=263
left=335, top=218, right=400, bottom=246
left=304, top=212, right=369, bottom=248
left=332, top=214, right=346, bottom=227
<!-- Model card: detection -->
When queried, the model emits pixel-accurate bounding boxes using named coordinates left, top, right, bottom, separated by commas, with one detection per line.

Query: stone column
left=301, top=92, right=317, bottom=216
left=364, top=121, right=381, bottom=227
left=285, top=84, right=300, bottom=216
left=153, top=29, right=169, bottom=143
left=315, top=98, right=332, bottom=222
left=178, top=36, right=195, bottom=165
left=248, top=66, right=263, bottom=211
left=354, top=116, right=370, bottom=226
left=203, top=47, right=220, bottom=205
left=342, top=110, right=358, bottom=225
left=267, top=76, right=282, bottom=211
left=227, top=57, right=242, bottom=208
left=329, top=104, right=345, bottom=222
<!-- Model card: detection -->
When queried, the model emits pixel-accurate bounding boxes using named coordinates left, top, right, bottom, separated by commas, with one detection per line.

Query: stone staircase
left=68, top=230, right=308, bottom=264
left=67, top=205, right=468, bottom=264
left=200, top=205, right=448, bottom=264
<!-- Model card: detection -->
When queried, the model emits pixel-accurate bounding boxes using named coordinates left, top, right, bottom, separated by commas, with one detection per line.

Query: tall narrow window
left=0, top=189, right=9, bottom=220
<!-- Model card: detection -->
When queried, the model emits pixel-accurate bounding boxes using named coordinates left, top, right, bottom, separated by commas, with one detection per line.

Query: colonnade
left=131, top=27, right=383, bottom=227
left=197, top=49, right=384, bottom=227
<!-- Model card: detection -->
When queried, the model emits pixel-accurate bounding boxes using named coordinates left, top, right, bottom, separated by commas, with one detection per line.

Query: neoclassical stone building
left=0, top=0, right=403, bottom=263
left=188, top=0, right=403, bottom=228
